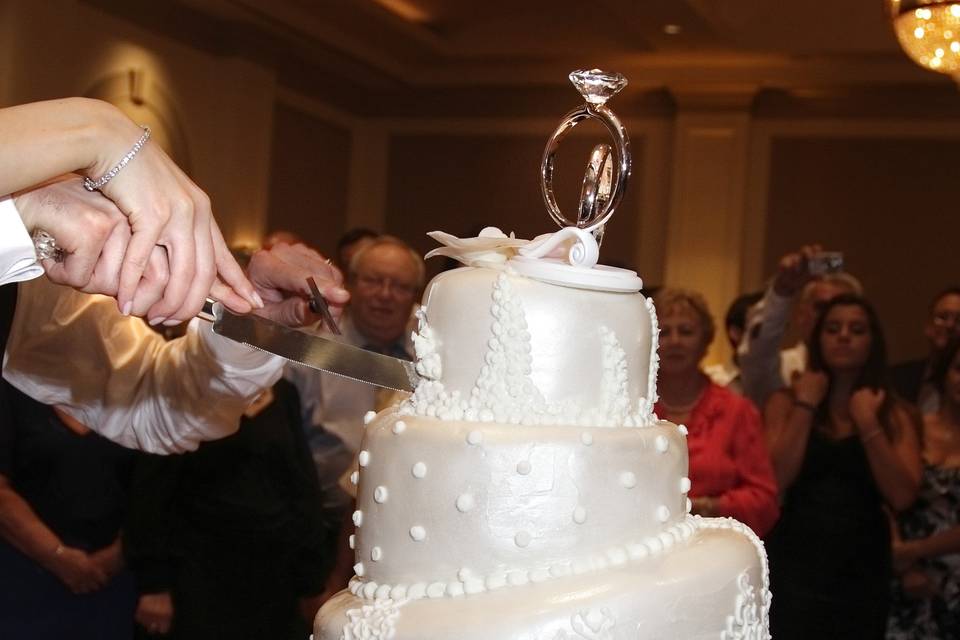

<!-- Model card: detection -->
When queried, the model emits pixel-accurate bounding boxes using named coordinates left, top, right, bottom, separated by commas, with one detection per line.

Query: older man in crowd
left=286, top=235, right=424, bottom=526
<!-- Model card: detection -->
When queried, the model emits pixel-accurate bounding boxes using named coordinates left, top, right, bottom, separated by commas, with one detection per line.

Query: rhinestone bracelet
left=83, top=125, right=152, bottom=192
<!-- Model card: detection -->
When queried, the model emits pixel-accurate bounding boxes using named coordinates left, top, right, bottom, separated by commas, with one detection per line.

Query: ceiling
left=87, top=0, right=959, bottom=117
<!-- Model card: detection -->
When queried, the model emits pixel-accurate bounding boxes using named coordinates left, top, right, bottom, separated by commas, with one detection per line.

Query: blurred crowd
left=1, top=98, right=957, bottom=640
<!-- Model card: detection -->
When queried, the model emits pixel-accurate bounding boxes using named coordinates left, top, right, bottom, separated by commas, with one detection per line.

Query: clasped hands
left=15, top=175, right=348, bottom=326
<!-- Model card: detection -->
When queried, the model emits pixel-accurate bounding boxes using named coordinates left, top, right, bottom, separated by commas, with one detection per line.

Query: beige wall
left=2, top=0, right=274, bottom=247
left=5, top=0, right=959, bottom=366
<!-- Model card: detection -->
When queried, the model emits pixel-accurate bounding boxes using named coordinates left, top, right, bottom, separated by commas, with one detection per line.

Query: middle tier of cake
left=350, top=412, right=692, bottom=598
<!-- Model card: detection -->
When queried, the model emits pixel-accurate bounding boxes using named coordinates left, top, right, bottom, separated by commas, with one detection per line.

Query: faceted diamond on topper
left=569, top=69, right=628, bottom=105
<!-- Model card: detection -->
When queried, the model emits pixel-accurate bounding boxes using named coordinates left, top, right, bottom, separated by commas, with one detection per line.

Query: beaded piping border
left=347, top=517, right=700, bottom=602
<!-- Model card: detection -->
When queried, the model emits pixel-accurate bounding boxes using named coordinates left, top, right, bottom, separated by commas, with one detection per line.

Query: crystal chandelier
left=889, top=0, right=960, bottom=75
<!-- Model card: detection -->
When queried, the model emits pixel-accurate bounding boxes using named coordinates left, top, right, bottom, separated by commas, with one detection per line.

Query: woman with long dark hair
left=764, top=294, right=921, bottom=639
left=887, top=335, right=960, bottom=639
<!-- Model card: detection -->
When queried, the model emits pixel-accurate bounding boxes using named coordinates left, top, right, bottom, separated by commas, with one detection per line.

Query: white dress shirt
left=0, top=195, right=43, bottom=285
left=737, top=285, right=807, bottom=409
left=3, top=276, right=284, bottom=453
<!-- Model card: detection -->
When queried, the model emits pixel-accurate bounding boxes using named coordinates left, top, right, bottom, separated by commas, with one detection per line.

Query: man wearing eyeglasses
left=891, top=287, right=960, bottom=415
left=285, top=235, right=424, bottom=591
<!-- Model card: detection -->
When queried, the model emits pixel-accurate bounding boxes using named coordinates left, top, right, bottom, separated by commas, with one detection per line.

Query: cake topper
left=541, top=69, right=632, bottom=246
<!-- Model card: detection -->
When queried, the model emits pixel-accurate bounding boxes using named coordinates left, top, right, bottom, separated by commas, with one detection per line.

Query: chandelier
left=889, top=0, right=960, bottom=75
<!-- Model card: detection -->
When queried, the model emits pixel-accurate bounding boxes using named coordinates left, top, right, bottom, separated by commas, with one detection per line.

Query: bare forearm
left=914, top=527, right=960, bottom=559
left=770, top=409, right=814, bottom=489
left=859, top=423, right=920, bottom=511
left=0, top=98, right=129, bottom=200
left=0, top=484, right=62, bottom=572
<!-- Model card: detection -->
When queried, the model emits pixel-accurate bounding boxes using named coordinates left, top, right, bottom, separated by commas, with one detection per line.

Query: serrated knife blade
left=198, top=299, right=419, bottom=391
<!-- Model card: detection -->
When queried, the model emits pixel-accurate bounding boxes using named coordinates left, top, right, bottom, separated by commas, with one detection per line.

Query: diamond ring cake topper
left=541, top=69, right=632, bottom=246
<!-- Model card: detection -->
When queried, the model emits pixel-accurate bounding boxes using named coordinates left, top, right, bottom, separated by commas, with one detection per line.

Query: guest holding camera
left=737, top=244, right=861, bottom=410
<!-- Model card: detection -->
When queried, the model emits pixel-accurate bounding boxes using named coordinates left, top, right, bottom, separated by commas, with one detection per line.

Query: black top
left=124, top=378, right=331, bottom=597
left=768, top=428, right=891, bottom=596
left=890, top=358, right=929, bottom=405
left=0, top=381, right=137, bottom=551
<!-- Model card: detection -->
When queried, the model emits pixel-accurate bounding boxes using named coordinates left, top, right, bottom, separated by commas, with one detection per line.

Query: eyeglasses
left=354, top=274, right=418, bottom=298
left=932, top=311, right=960, bottom=327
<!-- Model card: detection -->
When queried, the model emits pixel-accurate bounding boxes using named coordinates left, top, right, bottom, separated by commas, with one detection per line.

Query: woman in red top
left=652, top=288, right=779, bottom=536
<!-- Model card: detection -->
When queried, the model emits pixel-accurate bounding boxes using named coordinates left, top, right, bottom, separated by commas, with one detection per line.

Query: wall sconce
left=888, top=0, right=960, bottom=79
left=128, top=68, right=145, bottom=105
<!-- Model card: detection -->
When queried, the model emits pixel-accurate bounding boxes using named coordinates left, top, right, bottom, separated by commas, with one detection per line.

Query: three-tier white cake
left=314, top=228, right=770, bottom=640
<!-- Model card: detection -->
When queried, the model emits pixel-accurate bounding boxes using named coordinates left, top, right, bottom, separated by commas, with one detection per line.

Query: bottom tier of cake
left=315, top=517, right=769, bottom=640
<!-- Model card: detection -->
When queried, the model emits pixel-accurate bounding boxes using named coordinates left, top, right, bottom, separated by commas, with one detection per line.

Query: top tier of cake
left=402, top=263, right=658, bottom=427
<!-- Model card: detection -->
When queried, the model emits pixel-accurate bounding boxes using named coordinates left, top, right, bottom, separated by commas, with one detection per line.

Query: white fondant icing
left=316, top=248, right=771, bottom=640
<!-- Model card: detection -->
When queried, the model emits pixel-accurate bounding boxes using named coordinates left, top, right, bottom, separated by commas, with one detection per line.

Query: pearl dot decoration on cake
left=456, top=493, right=475, bottom=512
left=410, top=525, right=426, bottom=541
left=348, top=534, right=355, bottom=550
left=374, top=486, right=389, bottom=503
left=619, top=471, right=637, bottom=489
left=516, top=460, right=532, bottom=475
left=392, top=420, right=407, bottom=434
left=655, top=435, right=669, bottom=453
left=573, top=506, right=587, bottom=524
left=466, top=430, right=483, bottom=445
left=656, top=505, right=671, bottom=523
left=352, top=510, right=363, bottom=527
left=686, top=498, right=693, bottom=513
left=371, top=546, right=383, bottom=562
left=350, top=471, right=359, bottom=486
left=353, top=562, right=365, bottom=577
left=358, top=450, right=371, bottom=467
left=580, top=432, right=594, bottom=446
left=363, top=411, right=376, bottom=425
left=412, top=462, right=427, bottom=479
left=678, top=424, right=688, bottom=436
left=680, top=476, right=691, bottom=493
left=514, top=531, right=532, bottom=548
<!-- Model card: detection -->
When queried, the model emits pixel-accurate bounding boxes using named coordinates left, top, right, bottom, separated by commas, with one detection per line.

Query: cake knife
left=33, top=228, right=419, bottom=391
left=197, top=298, right=420, bottom=392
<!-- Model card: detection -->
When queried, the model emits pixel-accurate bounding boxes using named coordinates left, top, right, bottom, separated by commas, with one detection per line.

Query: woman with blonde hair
left=652, top=288, right=779, bottom=536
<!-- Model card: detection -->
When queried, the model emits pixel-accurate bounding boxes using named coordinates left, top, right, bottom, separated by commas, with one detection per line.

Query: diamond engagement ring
left=32, top=229, right=65, bottom=263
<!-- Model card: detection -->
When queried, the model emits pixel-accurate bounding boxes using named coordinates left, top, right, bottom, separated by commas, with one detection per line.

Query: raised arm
left=763, top=371, right=829, bottom=491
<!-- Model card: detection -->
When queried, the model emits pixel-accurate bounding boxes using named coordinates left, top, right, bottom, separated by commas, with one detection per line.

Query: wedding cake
left=313, top=227, right=770, bottom=640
